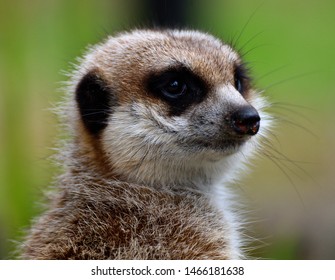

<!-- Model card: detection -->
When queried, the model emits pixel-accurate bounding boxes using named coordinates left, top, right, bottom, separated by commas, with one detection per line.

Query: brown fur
left=23, top=176, right=231, bottom=259
left=21, top=29, right=270, bottom=259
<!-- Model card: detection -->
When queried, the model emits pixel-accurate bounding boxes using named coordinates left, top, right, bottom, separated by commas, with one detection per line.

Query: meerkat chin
left=21, top=29, right=270, bottom=260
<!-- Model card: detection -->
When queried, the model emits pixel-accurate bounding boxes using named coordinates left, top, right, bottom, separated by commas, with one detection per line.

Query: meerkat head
left=70, top=29, right=270, bottom=188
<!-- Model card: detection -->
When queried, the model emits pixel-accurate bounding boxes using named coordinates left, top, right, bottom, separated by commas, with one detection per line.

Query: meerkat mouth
left=177, top=135, right=250, bottom=156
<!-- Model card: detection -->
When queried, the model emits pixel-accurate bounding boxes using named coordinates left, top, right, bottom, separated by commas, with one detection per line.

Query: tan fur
left=21, top=29, right=271, bottom=259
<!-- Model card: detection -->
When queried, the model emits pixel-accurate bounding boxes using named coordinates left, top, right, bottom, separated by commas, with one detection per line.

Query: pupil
left=170, top=80, right=179, bottom=89
left=235, top=77, right=242, bottom=92
left=168, top=80, right=184, bottom=94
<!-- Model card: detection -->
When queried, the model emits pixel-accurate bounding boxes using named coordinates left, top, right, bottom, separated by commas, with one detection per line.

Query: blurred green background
left=0, top=0, right=334, bottom=259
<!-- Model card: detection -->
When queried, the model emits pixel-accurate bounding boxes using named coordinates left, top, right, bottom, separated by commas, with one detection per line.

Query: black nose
left=231, top=106, right=260, bottom=136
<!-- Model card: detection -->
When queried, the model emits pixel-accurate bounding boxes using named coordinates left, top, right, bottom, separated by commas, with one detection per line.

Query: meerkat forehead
left=83, top=29, right=240, bottom=87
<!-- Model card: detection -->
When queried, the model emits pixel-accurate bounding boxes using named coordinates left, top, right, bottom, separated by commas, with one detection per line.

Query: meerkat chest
left=76, top=184, right=241, bottom=259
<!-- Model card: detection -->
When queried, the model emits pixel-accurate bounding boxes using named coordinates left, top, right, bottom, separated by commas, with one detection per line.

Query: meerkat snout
left=230, top=106, right=261, bottom=136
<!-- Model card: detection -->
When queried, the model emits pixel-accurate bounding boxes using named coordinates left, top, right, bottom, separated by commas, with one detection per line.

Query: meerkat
left=21, top=29, right=270, bottom=260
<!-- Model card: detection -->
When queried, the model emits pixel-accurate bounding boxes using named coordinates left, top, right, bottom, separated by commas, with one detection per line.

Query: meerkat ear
left=75, top=71, right=115, bottom=135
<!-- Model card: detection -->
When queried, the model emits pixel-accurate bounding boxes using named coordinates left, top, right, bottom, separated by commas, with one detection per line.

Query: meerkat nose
left=231, top=106, right=261, bottom=136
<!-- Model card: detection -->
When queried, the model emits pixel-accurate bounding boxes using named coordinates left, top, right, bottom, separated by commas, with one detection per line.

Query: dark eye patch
left=146, top=67, right=208, bottom=116
left=234, top=63, right=251, bottom=95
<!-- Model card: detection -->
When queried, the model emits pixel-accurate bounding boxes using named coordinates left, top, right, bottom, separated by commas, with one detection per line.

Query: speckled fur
left=21, top=29, right=271, bottom=259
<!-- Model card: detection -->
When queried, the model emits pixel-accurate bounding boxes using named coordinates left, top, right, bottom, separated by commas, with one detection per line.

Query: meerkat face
left=73, top=30, right=269, bottom=185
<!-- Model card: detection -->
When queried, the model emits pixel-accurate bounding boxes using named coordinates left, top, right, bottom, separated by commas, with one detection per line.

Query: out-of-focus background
left=0, top=0, right=334, bottom=259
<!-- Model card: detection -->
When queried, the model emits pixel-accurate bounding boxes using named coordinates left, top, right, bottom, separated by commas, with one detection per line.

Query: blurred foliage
left=0, top=0, right=334, bottom=259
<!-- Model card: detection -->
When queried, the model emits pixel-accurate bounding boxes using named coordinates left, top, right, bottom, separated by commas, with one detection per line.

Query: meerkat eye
left=147, top=67, right=208, bottom=115
left=233, top=63, right=250, bottom=95
left=148, top=70, right=191, bottom=100
left=234, top=75, right=243, bottom=93
left=161, top=78, right=187, bottom=98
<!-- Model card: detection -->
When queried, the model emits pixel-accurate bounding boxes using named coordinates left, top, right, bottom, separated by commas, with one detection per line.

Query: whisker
left=261, top=151, right=306, bottom=208
left=271, top=101, right=316, bottom=112
left=238, top=30, right=265, bottom=55
left=265, top=149, right=306, bottom=182
left=262, top=138, right=309, bottom=164
left=263, top=71, right=319, bottom=91
left=262, top=139, right=319, bottom=188
left=270, top=106, right=313, bottom=124
left=255, top=64, right=289, bottom=82
left=81, top=110, right=111, bottom=117
left=263, top=130, right=282, bottom=149
left=135, top=144, right=151, bottom=179
left=128, top=142, right=147, bottom=164
left=240, top=43, right=269, bottom=57
left=272, top=116, right=318, bottom=139
left=231, top=1, right=265, bottom=49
